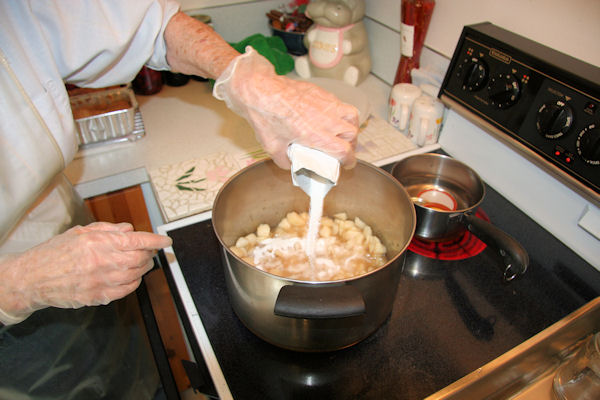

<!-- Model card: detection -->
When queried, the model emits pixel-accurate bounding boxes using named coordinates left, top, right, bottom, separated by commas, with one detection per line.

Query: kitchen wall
left=181, top=0, right=600, bottom=86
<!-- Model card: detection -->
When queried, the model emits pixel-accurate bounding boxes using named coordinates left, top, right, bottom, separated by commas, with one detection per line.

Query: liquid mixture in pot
left=230, top=212, right=387, bottom=281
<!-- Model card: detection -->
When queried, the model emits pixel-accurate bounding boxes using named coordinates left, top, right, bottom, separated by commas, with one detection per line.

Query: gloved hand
left=0, top=222, right=172, bottom=325
left=213, top=47, right=359, bottom=169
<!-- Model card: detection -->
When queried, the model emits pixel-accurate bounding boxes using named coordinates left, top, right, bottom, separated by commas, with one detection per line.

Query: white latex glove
left=0, top=222, right=172, bottom=325
left=213, top=47, right=359, bottom=169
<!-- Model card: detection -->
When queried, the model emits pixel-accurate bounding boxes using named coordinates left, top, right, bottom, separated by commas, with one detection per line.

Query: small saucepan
left=391, top=153, right=528, bottom=281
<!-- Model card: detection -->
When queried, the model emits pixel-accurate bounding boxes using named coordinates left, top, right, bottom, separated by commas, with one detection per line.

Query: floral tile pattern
left=149, top=149, right=267, bottom=222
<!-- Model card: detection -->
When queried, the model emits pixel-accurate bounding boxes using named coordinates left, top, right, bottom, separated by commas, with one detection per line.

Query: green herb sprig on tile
left=175, top=166, right=206, bottom=191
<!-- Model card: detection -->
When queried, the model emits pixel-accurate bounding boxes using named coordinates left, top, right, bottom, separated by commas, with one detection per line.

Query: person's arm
left=163, top=12, right=239, bottom=79
left=162, top=12, right=359, bottom=169
left=0, top=222, right=171, bottom=325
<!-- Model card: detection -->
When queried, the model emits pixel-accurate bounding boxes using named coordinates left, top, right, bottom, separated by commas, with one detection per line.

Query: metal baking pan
left=426, top=297, right=600, bottom=399
left=70, top=86, right=145, bottom=149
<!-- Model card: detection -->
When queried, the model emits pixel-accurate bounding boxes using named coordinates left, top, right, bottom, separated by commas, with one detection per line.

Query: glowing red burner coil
left=408, top=209, right=489, bottom=260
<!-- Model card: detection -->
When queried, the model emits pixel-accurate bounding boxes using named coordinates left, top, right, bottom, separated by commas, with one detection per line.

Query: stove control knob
left=536, top=100, right=574, bottom=139
left=576, top=123, right=600, bottom=165
left=457, top=57, right=488, bottom=91
left=487, top=73, right=520, bottom=109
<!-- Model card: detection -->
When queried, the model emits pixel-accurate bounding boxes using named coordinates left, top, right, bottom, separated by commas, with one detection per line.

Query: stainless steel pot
left=212, top=159, right=416, bottom=352
left=391, top=153, right=528, bottom=281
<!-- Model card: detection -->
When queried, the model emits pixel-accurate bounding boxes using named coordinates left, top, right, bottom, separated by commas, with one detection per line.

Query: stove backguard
left=439, top=22, right=600, bottom=205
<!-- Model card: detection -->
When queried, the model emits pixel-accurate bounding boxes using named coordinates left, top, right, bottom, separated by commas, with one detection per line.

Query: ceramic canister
left=407, top=95, right=444, bottom=147
left=388, top=83, right=422, bottom=132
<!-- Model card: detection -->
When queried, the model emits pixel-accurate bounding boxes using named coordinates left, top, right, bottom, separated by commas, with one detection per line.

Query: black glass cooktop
left=161, top=177, right=600, bottom=400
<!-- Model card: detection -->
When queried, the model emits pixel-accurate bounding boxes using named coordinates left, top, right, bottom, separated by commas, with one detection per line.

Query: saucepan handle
left=274, top=285, right=366, bottom=319
left=462, top=213, right=529, bottom=282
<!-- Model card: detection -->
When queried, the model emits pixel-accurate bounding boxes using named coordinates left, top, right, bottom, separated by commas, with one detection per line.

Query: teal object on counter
left=230, top=34, right=295, bottom=75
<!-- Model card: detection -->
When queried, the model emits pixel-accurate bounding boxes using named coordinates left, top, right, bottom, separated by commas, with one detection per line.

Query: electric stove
left=157, top=174, right=599, bottom=400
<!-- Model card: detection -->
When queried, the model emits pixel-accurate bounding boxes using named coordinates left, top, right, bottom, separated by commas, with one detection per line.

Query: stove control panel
left=439, top=22, right=600, bottom=202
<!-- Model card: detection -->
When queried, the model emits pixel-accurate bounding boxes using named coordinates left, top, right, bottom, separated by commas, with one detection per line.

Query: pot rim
left=213, top=158, right=416, bottom=284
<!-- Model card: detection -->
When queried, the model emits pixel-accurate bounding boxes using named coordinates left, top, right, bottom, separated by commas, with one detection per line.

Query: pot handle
left=462, top=213, right=529, bottom=282
left=274, top=285, right=366, bottom=319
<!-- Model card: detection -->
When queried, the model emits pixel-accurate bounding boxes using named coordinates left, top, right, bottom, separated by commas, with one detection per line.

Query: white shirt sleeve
left=31, top=0, right=181, bottom=88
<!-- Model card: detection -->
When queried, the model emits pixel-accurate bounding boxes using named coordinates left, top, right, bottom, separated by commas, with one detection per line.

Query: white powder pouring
left=288, top=144, right=340, bottom=279
left=305, top=178, right=327, bottom=266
